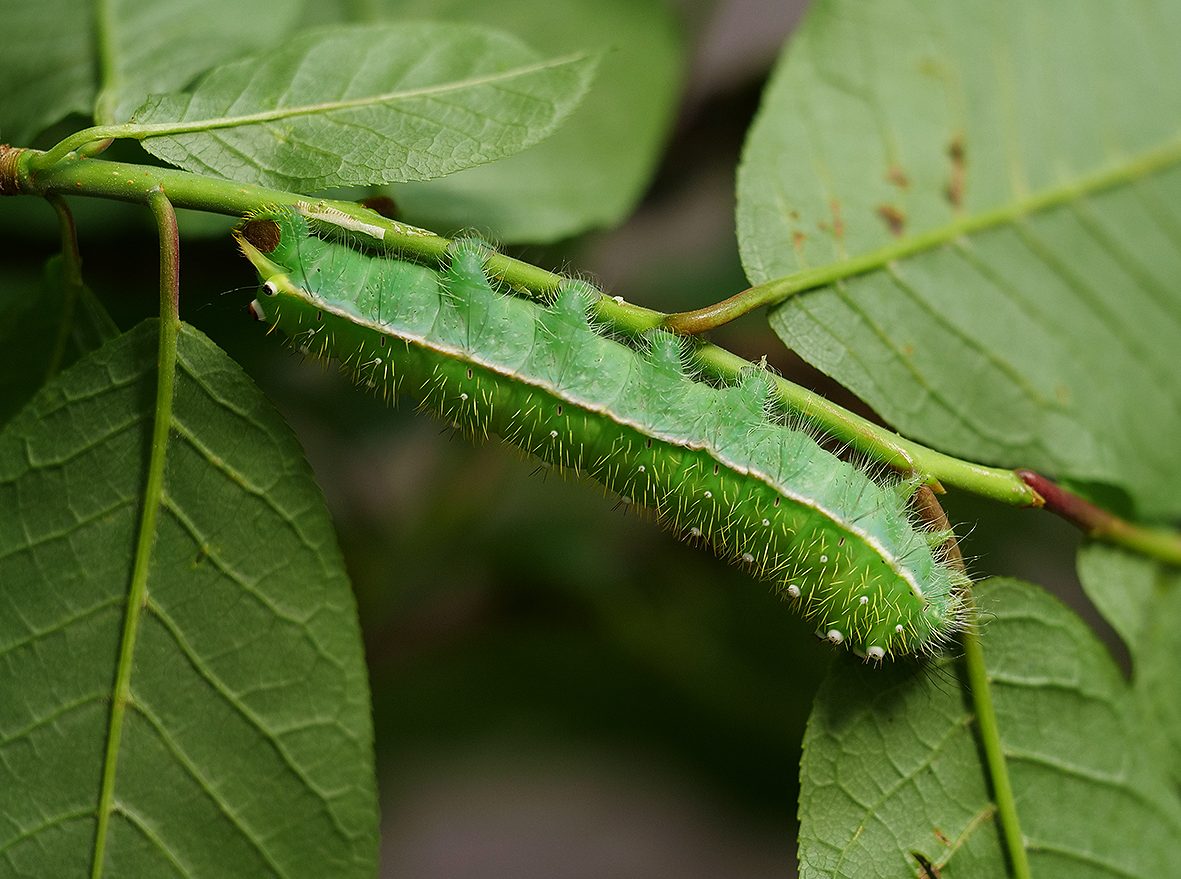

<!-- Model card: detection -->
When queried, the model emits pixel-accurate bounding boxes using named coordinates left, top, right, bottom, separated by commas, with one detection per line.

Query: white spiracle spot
left=550, top=430, right=558, bottom=438
left=762, top=519, right=770, bottom=526
left=895, top=624, right=905, bottom=634
left=741, top=552, right=754, bottom=564
left=689, top=527, right=703, bottom=538
left=703, top=490, right=712, bottom=499
left=819, top=554, right=829, bottom=563
left=786, top=585, right=801, bottom=599
left=859, top=595, right=869, bottom=606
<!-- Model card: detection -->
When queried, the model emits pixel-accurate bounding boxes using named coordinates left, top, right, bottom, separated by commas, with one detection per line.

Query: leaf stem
left=93, top=0, right=120, bottom=125
left=960, top=618, right=1031, bottom=879
left=7, top=149, right=1181, bottom=565
left=1018, top=471, right=1181, bottom=566
left=912, top=488, right=1031, bottom=879
left=45, top=195, right=84, bottom=380
left=89, top=188, right=181, bottom=878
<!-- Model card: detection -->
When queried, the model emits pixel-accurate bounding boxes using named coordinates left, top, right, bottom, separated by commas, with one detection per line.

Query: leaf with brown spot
left=738, top=0, right=1181, bottom=518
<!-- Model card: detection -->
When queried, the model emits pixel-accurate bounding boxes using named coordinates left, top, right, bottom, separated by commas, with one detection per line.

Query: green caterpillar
left=235, top=208, right=970, bottom=660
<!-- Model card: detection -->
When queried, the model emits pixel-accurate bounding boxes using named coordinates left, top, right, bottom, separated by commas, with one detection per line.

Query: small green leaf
left=0, top=0, right=301, bottom=142
left=0, top=322, right=377, bottom=877
left=1077, top=543, right=1181, bottom=788
left=0, top=257, right=118, bottom=427
left=799, top=579, right=1181, bottom=878
left=737, top=0, right=1181, bottom=518
left=130, top=23, right=600, bottom=191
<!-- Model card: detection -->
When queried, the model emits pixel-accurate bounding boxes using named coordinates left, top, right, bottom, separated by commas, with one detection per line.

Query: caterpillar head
left=235, top=216, right=303, bottom=323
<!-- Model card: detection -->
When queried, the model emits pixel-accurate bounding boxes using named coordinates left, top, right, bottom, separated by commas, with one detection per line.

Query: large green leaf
left=372, top=0, right=683, bottom=242
left=737, top=0, right=1181, bottom=518
left=0, top=256, right=118, bottom=428
left=132, top=23, right=600, bottom=191
left=0, top=322, right=377, bottom=877
left=1077, top=543, right=1181, bottom=788
left=799, top=578, right=1181, bottom=877
left=0, top=0, right=301, bottom=141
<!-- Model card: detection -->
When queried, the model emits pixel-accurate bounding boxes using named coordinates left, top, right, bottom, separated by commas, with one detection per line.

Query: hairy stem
left=912, top=488, right=1031, bottom=879
left=90, top=189, right=180, bottom=877
left=5, top=148, right=1181, bottom=564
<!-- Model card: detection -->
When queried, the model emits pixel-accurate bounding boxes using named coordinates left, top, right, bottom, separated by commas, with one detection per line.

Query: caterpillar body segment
left=237, top=210, right=970, bottom=659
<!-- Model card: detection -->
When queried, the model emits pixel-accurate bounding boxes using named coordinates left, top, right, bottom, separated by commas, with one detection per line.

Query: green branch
left=5, top=146, right=1181, bottom=565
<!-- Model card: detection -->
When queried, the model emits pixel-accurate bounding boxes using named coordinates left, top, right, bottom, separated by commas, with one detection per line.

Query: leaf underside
left=0, top=323, right=377, bottom=878
left=132, top=23, right=600, bottom=191
left=373, top=0, right=684, bottom=243
left=738, top=0, right=1181, bottom=519
left=799, top=578, right=1181, bottom=878
left=1077, top=544, right=1181, bottom=789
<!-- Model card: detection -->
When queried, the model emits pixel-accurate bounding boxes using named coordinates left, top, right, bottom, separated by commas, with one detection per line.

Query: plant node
left=0, top=145, right=26, bottom=196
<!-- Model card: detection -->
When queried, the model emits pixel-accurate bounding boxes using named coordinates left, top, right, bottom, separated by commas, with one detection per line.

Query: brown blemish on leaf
left=830, top=199, right=845, bottom=239
left=876, top=204, right=906, bottom=236
left=901, top=342, right=916, bottom=358
left=792, top=230, right=807, bottom=251
left=887, top=164, right=910, bottom=189
left=241, top=218, right=282, bottom=253
left=932, top=828, right=952, bottom=847
left=946, top=135, right=966, bottom=208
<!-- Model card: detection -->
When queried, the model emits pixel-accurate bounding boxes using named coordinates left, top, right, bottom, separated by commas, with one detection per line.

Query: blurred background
left=3, top=0, right=1093, bottom=875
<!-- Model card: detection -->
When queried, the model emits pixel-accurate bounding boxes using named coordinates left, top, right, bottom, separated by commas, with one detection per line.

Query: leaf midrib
left=750, top=134, right=1181, bottom=302
left=126, top=52, right=593, bottom=138
left=90, top=319, right=177, bottom=878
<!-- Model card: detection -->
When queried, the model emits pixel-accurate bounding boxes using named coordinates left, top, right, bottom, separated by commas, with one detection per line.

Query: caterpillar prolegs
left=235, top=209, right=970, bottom=660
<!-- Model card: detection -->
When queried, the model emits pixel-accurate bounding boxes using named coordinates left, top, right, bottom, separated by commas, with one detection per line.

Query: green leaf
left=737, top=0, right=1181, bottom=518
left=0, top=0, right=302, bottom=142
left=799, top=578, right=1181, bottom=878
left=131, top=23, right=600, bottom=191
left=0, top=0, right=92, bottom=144
left=372, top=0, right=683, bottom=242
left=0, top=322, right=377, bottom=877
left=1077, top=543, right=1181, bottom=787
left=0, top=256, right=118, bottom=428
